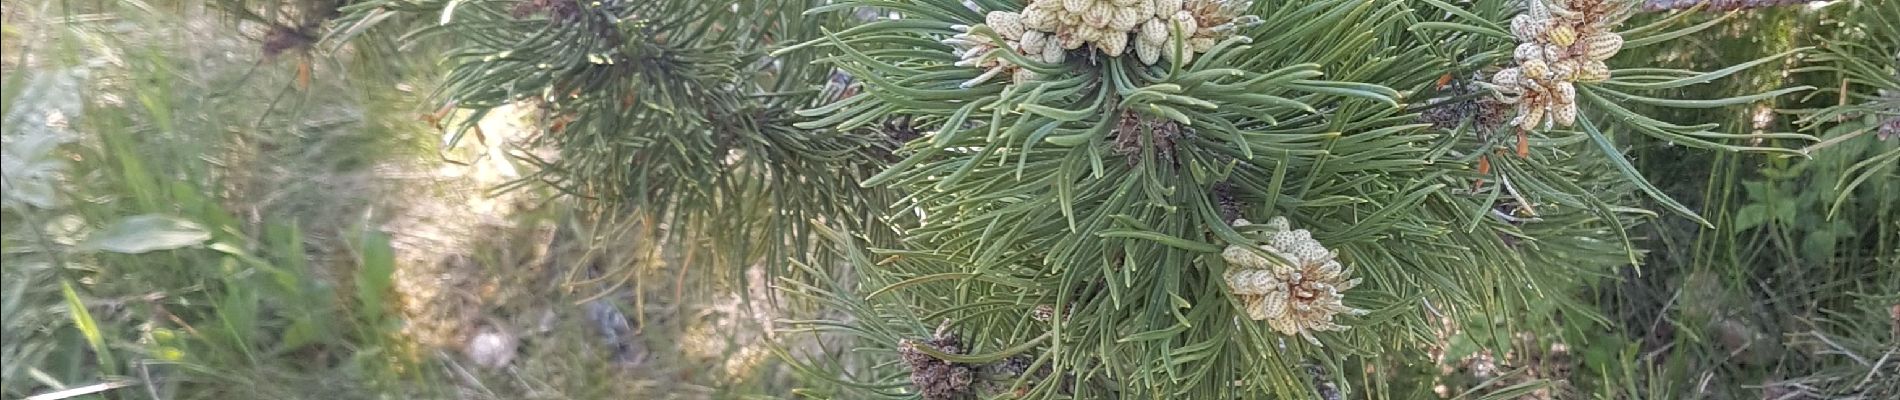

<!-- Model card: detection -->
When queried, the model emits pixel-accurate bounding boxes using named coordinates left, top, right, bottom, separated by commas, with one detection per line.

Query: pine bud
left=1511, top=14, right=1545, bottom=42
left=1140, top=17, right=1169, bottom=45
left=1550, top=59, right=1578, bottom=81
left=1111, top=4, right=1146, bottom=31
left=1189, top=37, right=1215, bottom=53
left=1023, top=8, right=1055, bottom=31
left=1268, top=313, right=1300, bottom=336
left=1057, top=26, right=1086, bottom=49
left=1098, top=31, right=1129, bottom=56
left=1262, top=215, right=1289, bottom=231
left=1224, top=268, right=1283, bottom=295
left=1250, top=294, right=1288, bottom=321
left=1077, top=25, right=1102, bottom=42
left=1264, top=231, right=1307, bottom=255
left=987, top=11, right=1026, bottom=39
left=1063, top=0, right=1090, bottom=13
left=1525, top=0, right=1551, bottom=21
left=1136, top=38, right=1162, bottom=64
left=1544, top=43, right=1567, bottom=62
left=1154, top=0, right=1182, bottom=17
left=1513, top=42, right=1544, bottom=63
left=1013, top=68, right=1038, bottom=84
left=1543, top=24, right=1577, bottom=47
left=1222, top=217, right=1363, bottom=344
left=1552, top=101, right=1577, bottom=127
left=1582, top=32, right=1622, bottom=61
left=1084, top=1, right=1111, bottom=28
left=1311, top=260, right=1344, bottom=282
left=1574, top=60, right=1611, bottom=82
left=1222, top=245, right=1269, bottom=269
left=1492, top=67, right=1525, bottom=91
left=1172, top=10, right=1198, bottom=38
left=1496, top=0, right=1628, bottom=135
left=1513, top=102, right=1545, bottom=130
left=1520, top=58, right=1550, bottom=80
left=1021, top=30, right=1047, bottom=55
left=1552, top=81, right=1576, bottom=105
left=1043, top=39, right=1068, bottom=63
left=1172, top=44, right=1194, bottom=65
left=1523, top=78, right=1551, bottom=94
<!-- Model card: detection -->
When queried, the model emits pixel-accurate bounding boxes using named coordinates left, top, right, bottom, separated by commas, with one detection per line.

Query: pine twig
left=1641, top=0, right=1822, bottom=12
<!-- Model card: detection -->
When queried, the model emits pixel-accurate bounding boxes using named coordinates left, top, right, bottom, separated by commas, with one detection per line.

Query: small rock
left=465, top=325, right=519, bottom=368
left=1889, top=303, right=1898, bottom=341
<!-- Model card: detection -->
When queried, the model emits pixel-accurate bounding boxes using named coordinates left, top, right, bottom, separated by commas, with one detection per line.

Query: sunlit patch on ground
left=380, top=102, right=541, bottom=350
left=678, top=266, right=781, bottom=384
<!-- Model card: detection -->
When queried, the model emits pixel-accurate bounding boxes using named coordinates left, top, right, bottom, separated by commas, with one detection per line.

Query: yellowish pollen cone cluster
left=1220, top=217, right=1366, bottom=346
left=1490, top=0, right=1632, bottom=131
left=949, top=0, right=1260, bottom=87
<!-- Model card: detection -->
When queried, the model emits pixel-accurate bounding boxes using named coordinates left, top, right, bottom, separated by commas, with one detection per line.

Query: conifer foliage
left=321, top=0, right=1851, bottom=398
left=331, top=0, right=903, bottom=283
left=775, top=0, right=1812, bottom=398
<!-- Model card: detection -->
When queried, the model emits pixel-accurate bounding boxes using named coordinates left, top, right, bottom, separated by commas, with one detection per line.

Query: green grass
left=3, top=2, right=812, bottom=398
left=2, top=1, right=433, bottom=397
left=1603, top=5, right=1900, bottom=399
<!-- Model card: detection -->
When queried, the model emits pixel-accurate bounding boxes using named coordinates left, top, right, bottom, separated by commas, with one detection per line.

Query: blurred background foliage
left=1600, top=2, right=1898, bottom=398
left=2, top=0, right=811, bottom=398
left=1, top=0, right=1894, bottom=400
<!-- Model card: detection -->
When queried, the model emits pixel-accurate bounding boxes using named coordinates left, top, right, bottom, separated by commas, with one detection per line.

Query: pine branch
left=318, top=0, right=1882, bottom=397
left=1640, top=0, right=1822, bottom=12
left=320, top=0, right=908, bottom=302
left=775, top=0, right=1828, bottom=397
